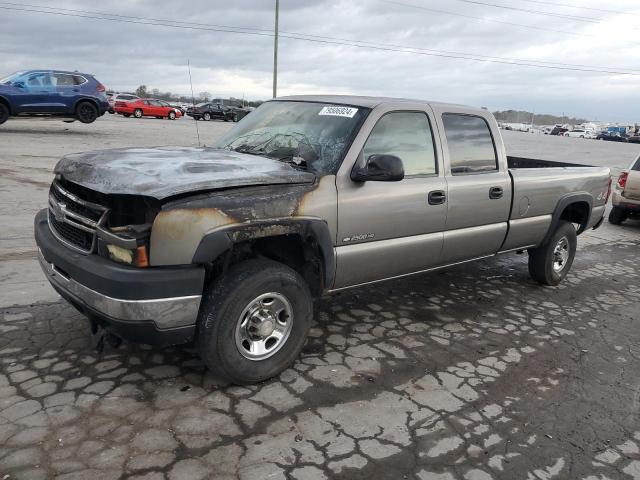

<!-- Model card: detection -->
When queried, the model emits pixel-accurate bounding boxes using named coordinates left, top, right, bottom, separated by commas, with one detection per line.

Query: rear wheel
left=528, top=220, right=577, bottom=286
left=168, top=111, right=176, bottom=120
left=203, top=112, right=211, bottom=121
left=0, top=103, right=10, bottom=125
left=608, top=206, right=627, bottom=225
left=133, top=109, right=143, bottom=118
left=75, top=101, right=98, bottom=124
left=232, top=113, right=239, bottom=122
left=197, top=259, right=312, bottom=384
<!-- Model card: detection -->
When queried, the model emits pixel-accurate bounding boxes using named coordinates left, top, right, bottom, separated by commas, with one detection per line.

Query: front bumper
left=35, top=209, right=205, bottom=346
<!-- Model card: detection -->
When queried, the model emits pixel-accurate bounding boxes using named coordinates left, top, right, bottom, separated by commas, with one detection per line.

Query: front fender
left=191, top=219, right=336, bottom=290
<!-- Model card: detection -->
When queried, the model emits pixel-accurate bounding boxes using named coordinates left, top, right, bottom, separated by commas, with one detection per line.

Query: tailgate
left=624, top=170, right=640, bottom=200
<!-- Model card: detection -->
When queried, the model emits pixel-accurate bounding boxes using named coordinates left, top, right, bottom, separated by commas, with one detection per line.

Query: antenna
left=187, top=59, right=200, bottom=146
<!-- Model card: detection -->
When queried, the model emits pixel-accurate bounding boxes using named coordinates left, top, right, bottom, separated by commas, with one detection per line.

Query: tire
left=528, top=220, right=577, bottom=286
left=203, top=112, right=211, bottom=121
left=608, top=206, right=627, bottom=225
left=75, top=101, right=98, bottom=124
left=197, top=259, right=313, bottom=385
left=133, top=109, right=143, bottom=119
left=168, top=111, right=176, bottom=120
left=0, top=103, right=10, bottom=125
left=108, top=109, right=114, bottom=114
left=232, top=113, right=239, bottom=122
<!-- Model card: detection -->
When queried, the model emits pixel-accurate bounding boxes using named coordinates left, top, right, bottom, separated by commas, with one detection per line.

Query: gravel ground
left=1, top=114, right=639, bottom=480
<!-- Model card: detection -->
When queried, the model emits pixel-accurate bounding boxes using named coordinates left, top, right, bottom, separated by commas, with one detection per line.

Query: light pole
left=273, top=0, right=279, bottom=98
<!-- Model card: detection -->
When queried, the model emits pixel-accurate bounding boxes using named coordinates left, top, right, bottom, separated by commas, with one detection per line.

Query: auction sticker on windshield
left=318, top=106, right=359, bottom=118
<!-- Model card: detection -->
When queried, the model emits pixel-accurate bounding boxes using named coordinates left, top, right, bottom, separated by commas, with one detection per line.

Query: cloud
left=1, top=0, right=639, bottom=120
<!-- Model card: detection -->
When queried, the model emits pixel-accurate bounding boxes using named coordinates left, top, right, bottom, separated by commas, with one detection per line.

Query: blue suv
left=0, top=70, right=109, bottom=125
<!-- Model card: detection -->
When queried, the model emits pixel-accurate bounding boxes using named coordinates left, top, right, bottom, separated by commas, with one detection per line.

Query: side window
left=362, top=111, right=437, bottom=176
left=52, top=74, right=75, bottom=87
left=72, top=75, right=87, bottom=85
left=632, top=155, right=640, bottom=171
left=442, top=114, right=498, bottom=175
left=27, top=72, right=50, bottom=88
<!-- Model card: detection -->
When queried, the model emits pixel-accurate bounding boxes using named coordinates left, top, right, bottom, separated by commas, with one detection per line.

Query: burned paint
left=54, top=146, right=315, bottom=200
left=149, top=208, right=238, bottom=265
left=150, top=177, right=338, bottom=266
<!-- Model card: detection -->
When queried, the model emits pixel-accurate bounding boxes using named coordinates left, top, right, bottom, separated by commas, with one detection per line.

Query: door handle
left=489, top=186, right=504, bottom=199
left=428, top=190, right=446, bottom=205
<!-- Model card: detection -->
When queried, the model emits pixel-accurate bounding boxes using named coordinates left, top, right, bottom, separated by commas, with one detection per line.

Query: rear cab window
left=442, top=113, right=498, bottom=175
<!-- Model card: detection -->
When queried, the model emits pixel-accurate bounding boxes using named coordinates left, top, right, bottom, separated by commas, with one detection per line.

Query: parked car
left=596, top=131, right=628, bottom=142
left=107, top=93, right=139, bottom=114
left=0, top=69, right=108, bottom=125
left=115, top=98, right=182, bottom=120
left=549, top=126, right=569, bottom=136
left=35, top=95, right=611, bottom=384
left=186, top=102, right=239, bottom=122
left=626, top=135, right=640, bottom=144
left=609, top=155, right=640, bottom=224
left=563, top=129, right=595, bottom=139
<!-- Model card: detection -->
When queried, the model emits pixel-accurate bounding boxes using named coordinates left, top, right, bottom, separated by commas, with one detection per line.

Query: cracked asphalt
left=1, top=117, right=640, bottom=479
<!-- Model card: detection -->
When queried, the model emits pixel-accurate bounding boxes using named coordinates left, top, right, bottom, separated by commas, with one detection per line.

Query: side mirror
left=351, top=154, right=405, bottom=182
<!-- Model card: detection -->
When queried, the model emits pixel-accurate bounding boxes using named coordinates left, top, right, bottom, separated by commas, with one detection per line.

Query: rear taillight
left=605, top=175, right=612, bottom=202
left=618, top=171, right=629, bottom=189
left=96, top=82, right=106, bottom=92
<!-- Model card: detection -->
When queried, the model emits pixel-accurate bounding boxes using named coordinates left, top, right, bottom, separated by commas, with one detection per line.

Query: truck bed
left=507, top=156, right=591, bottom=169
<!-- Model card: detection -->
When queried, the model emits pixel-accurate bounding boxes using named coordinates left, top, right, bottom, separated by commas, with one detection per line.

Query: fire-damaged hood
left=54, top=146, right=316, bottom=200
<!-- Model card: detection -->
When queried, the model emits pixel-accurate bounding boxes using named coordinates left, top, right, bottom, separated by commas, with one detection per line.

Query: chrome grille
left=48, top=180, right=109, bottom=254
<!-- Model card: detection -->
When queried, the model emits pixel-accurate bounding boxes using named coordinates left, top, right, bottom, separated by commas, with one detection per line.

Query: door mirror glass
left=352, top=154, right=404, bottom=182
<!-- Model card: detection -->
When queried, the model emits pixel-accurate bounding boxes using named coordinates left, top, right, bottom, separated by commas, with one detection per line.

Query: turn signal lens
left=135, top=246, right=149, bottom=268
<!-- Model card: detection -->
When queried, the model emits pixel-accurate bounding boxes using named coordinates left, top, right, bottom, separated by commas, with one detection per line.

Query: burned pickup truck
left=35, top=95, right=611, bottom=384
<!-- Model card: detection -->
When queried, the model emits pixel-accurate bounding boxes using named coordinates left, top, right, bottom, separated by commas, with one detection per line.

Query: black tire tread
left=608, top=206, right=627, bottom=225
left=528, top=220, right=577, bottom=286
left=196, top=258, right=312, bottom=384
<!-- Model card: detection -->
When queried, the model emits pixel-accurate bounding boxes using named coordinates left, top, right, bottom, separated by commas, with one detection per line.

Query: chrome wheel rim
left=552, top=236, right=570, bottom=273
left=235, top=292, right=293, bottom=361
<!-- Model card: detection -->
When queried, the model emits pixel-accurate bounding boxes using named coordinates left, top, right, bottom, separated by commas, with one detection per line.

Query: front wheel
left=133, top=109, right=143, bottom=118
left=197, top=259, right=312, bottom=384
left=0, top=103, right=10, bottom=125
left=528, top=221, right=577, bottom=286
left=75, top=101, right=98, bottom=124
left=609, top=206, right=627, bottom=225
left=168, top=111, right=176, bottom=120
left=202, top=112, right=211, bottom=121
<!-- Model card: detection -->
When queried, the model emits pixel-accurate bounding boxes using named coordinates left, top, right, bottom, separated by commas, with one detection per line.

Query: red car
left=115, top=98, right=182, bottom=120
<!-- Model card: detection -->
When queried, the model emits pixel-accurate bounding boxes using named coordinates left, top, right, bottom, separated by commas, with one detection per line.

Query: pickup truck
left=35, top=95, right=611, bottom=384
left=609, top=154, right=640, bottom=224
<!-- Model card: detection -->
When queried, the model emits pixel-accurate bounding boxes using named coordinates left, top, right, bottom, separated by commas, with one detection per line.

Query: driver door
left=334, top=107, right=447, bottom=288
left=13, top=72, right=56, bottom=113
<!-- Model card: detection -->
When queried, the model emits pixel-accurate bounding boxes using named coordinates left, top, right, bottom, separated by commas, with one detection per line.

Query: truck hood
left=54, top=146, right=316, bottom=200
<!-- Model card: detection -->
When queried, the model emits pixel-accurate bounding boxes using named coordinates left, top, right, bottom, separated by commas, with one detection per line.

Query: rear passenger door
left=52, top=73, right=79, bottom=112
left=435, top=110, right=511, bottom=263
left=335, top=106, right=447, bottom=288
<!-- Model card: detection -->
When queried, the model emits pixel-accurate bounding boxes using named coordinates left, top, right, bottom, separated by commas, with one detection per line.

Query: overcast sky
left=2, top=0, right=640, bottom=121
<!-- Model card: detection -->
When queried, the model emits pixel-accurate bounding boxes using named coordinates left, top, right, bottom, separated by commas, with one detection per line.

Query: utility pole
left=272, top=0, right=279, bottom=98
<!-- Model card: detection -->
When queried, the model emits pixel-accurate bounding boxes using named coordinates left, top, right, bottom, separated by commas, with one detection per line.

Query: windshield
left=213, top=101, right=369, bottom=174
left=0, top=71, right=27, bottom=85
